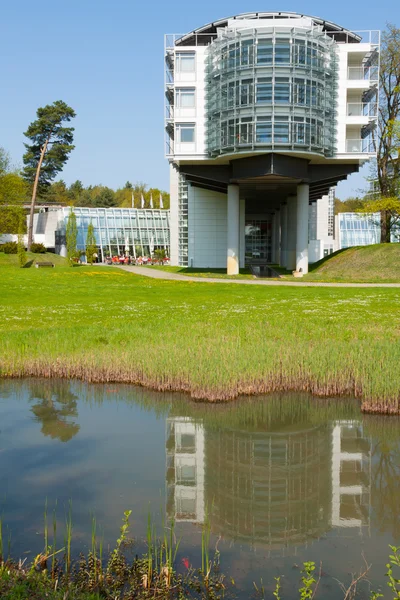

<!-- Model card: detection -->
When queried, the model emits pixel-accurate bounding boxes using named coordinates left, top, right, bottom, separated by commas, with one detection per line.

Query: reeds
left=1, top=266, right=399, bottom=413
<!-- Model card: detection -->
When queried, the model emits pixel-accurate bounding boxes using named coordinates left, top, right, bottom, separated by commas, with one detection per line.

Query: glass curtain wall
left=62, top=208, right=170, bottom=261
left=206, top=25, right=337, bottom=157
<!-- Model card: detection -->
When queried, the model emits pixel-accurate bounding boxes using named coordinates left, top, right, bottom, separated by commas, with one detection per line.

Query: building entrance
left=245, top=219, right=272, bottom=264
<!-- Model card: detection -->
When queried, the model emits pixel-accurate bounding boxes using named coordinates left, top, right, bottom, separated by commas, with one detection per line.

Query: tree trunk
left=380, top=209, right=391, bottom=243
left=27, top=139, right=49, bottom=251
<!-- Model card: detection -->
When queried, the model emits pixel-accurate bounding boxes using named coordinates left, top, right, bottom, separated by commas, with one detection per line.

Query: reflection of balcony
left=346, top=139, right=375, bottom=153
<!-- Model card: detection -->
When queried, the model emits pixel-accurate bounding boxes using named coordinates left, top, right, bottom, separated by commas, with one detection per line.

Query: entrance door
left=245, top=219, right=272, bottom=264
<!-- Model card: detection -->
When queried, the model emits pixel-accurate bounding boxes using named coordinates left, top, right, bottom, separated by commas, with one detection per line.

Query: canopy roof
left=175, top=12, right=361, bottom=46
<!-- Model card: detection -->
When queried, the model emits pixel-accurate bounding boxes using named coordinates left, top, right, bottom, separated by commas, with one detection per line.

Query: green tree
left=17, top=217, right=26, bottom=267
left=374, top=24, right=400, bottom=242
left=0, top=205, right=26, bottom=234
left=29, top=380, right=80, bottom=442
left=0, top=146, right=28, bottom=207
left=23, top=100, right=76, bottom=250
left=66, top=210, right=78, bottom=264
left=357, top=196, right=400, bottom=241
left=68, top=179, right=84, bottom=204
left=45, top=180, right=70, bottom=205
left=85, top=222, right=97, bottom=264
left=334, top=196, right=365, bottom=215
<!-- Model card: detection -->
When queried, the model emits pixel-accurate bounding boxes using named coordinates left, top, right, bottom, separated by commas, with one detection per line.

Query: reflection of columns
left=239, top=198, right=245, bottom=269
left=280, top=203, right=287, bottom=268
left=227, top=184, right=240, bottom=275
left=296, top=184, right=309, bottom=274
left=286, top=195, right=297, bottom=271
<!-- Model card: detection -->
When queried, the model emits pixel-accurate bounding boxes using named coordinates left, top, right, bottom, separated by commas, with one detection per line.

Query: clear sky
left=1, top=0, right=399, bottom=198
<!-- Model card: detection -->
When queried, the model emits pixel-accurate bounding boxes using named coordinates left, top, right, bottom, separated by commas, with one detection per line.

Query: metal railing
left=348, top=66, right=379, bottom=81
left=345, top=139, right=375, bottom=153
left=347, top=102, right=377, bottom=117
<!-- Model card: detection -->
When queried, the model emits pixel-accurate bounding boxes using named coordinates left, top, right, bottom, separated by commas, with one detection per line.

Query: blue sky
left=1, top=0, right=398, bottom=198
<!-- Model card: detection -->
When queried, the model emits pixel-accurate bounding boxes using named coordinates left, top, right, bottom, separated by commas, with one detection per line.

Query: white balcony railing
left=346, top=139, right=375, bottom=153
left=348, top=66, right=379, bottom=81
left=347, top=103, right=378, bottom=117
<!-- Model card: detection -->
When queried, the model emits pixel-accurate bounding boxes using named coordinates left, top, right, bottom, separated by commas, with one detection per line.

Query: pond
left=0, top=379, right=399, bottom=598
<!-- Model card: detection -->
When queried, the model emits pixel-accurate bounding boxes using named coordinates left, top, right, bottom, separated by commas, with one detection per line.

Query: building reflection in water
left=166, top=417, right=371, bottom=553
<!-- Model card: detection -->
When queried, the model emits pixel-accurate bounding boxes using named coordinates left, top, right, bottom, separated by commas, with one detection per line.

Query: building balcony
left=347, top=102, right=377, bottom=117
left=345, top=138, right=375, bottom=153
left=347, top=66, right=379, bottom=82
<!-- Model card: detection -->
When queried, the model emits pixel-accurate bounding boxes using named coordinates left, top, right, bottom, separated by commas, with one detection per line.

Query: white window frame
left=175, top=88, right=196, bottom=109
left=176, top=52, right=196, bottom=74
left=176, top=123, right=196, bottom=144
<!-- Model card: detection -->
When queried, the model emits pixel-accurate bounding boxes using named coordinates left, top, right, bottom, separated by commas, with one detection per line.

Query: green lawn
left=0, top=258, right=399, bottom=412
left=0, top=251, right=68, bottom=268
left=147, top=265, right=255, bottom=279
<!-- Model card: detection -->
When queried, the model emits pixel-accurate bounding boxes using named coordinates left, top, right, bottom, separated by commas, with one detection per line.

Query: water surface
left=0, top=379, right=399, bottom=598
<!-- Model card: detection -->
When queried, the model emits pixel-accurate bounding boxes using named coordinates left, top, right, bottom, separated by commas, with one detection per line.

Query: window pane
left=257, top=41, right=273, bottom=64
left=179, top=126, right=195, bottom=143
left=178, top=53, right=195, bottom=72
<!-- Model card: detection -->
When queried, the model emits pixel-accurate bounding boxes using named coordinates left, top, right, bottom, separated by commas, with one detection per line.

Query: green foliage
left=17, top=219, right=26, bottom=268
left=299, top=562, right=317, bottom=599
left=0, top=147, right=28, bottom=207
left=357, top=197, right=400, bottom=240
left=273, top=576, right=282, bottom=599
left=0, top=241, right=17, bottom=254
left=30, top=242, right=46, bottom=253
left=66, top=211, right=78, bottom=265
left=0, top=206, right=26, bottom=234
left=154, top=248, right=167, bottom=262
left=22, top=100, right=76, bottom=193
left=386, top=545, right=400, bottom=598
left=85, top=222, right=97, bottom=264
left=334, top=196, right=365, bottom=215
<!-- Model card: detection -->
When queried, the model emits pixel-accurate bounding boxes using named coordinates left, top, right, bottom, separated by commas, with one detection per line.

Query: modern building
left=165, top=13, right=380, bottom=273
left=28, top=207, right=171, bottom=261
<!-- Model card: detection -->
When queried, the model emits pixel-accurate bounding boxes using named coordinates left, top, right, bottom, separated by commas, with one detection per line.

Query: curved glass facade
left=206, top=27, right=337, bottom=157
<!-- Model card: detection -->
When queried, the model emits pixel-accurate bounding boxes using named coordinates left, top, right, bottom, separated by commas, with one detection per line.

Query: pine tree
left=85, top=222, right=97, bottom=264
left=66, top=211, right=78, bottom=265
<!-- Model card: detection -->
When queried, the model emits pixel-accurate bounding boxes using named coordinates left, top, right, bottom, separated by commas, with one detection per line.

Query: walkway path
left=117, top=265, right=400, bottom=288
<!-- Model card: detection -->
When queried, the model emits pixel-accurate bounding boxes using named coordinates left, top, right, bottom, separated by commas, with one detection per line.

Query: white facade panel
left=188, top=186, right=227, bottom=268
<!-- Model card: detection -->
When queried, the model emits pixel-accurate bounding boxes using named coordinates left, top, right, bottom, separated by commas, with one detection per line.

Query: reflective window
left=176, top=88, right=195, bottom=108
left=176, top=123, right=195, bottom=143
left=241, top=39, right=254, bottom=66
left=256, top=118, right=272, bottom=143
left=257, top=40, right=273, bottom=65
left=256, top=78, right=272, bottom=103
left=176, top=52, right=195, bottom=72
left=275, top=78, right=290, bottom=103
left=275, top=40, right=290, bottom=64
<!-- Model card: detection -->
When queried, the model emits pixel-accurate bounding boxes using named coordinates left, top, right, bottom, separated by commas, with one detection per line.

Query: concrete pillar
left=227, top=184, right=240, bottom=275
left=280, top=203, right=288, bottom=268
left=296, top=183, right=309, bottom=274
left=286, top=194, right=297, bottom=271
left=239, top=198, right=245, bottom=269
left=273, top=210, right=280, bottom=264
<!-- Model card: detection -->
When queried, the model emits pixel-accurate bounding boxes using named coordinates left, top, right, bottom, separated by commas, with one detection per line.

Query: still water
left=0, top=379, right=399, bottom=598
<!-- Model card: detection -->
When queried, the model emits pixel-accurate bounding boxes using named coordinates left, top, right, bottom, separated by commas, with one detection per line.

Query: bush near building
left=0, top=241, right=18, bottom=254
left=30, top=242, right=46, bottom=253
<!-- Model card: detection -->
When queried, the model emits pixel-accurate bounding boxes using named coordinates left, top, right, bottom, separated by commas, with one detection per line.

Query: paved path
left=117, top=265, right=400, bottom=288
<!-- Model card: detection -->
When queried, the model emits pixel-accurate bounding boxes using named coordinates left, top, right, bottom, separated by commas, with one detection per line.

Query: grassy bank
left=286, top=244, right=400, bottom=283
left=0, top=259, right=399, bottom=412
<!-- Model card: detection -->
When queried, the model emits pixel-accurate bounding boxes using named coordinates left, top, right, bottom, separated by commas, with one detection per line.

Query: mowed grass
left=0, top=251, right=68, bottom=268
left=0, top=259, right=399, bottom=412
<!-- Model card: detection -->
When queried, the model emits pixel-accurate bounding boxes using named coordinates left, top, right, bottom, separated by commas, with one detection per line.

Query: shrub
left=0, top=241, right=18, bottom=254
left=30, top=242, right=46, bottom=253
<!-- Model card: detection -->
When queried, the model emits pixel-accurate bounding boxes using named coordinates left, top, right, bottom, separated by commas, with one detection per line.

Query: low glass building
left=56, top=207, right=170, bottom=261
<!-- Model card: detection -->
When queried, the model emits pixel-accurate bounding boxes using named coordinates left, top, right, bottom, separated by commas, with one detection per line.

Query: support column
left=239, top=198, right=245, bottom=269
left=271, top=212, right=276, bottom=264
left=286, top=194, right=297, bottom=271
left=227, top=184, right=240, bottom=275
left=296, top=183, right=309, bottom=274
left=280, top=203, right=287, bottom=268
left=273, top=210, right=280, bottom=264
